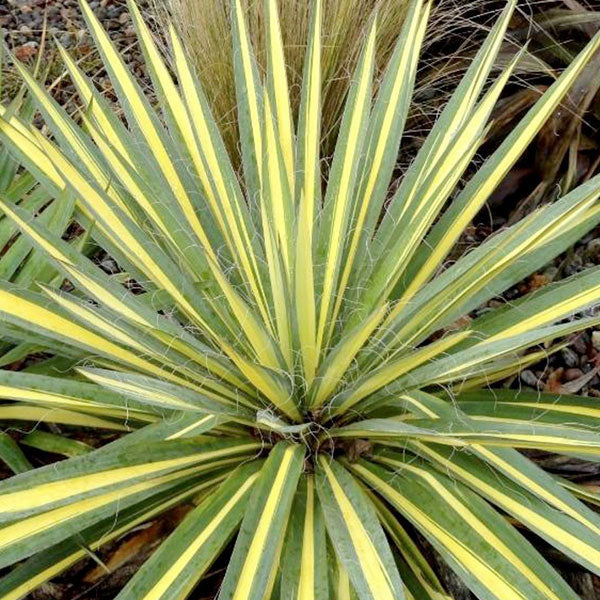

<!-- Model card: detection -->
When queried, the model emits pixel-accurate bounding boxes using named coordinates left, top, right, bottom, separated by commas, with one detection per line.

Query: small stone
left=59, top=31, right=72, bottom=48
left=487, top=299, right=504, bottom=309
left=564, top=368, right=584, bottom=382
left=564, top=253, right=584, bottom=276
left=572, top=334, right=588, bottom=354
left=561, top=347, right=579, bottom=368
left=520, top=370, right=539, bottom=387
left=584, top=238, right=600, bottom=262
left=542, top=266, right=558, bottom=282
left=14, top=41, right=37, bottom=61
left=592, top=331, right=600, bottom=350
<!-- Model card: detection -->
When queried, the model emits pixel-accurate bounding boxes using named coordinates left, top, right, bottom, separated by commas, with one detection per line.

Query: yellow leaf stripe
left=316, top=22, right=376, bottom=357
left=485, top=283, right=600, bottom=343
left=380, top=57, right=519, bottom=323
left=352, top=462, right=562, bottom=600
left=0, top=389, right=149, bottom=422
left=165, top=415, right=219, bottom=440
left=10, top=56, right=133, bottom=219
left=473, top=444, right=600, bottom=534
left=330, top=330, right=469, bottom=417
left=233, top=0, right=263, bottom=183
left=388, top=181, right=600, bottom=351
left=390, top=445, right=600, bottom=567
left=0, top=404, right=132, bottom=430
left=8, top=284, right=240, bottom=406
left=77, top=369, right=204, bottom=413
left=169, top=26, right=270, bottom=318
left=0, top=383, right=114, bottom=413
left=0, top=464, right=218, bottom=557
left=81, top=0, right=282, bottom=367
left=319, top=457, right=397, bottom=600
left=402, top=28, right=600, bottom=303
left=0, top=286, right=183, bottom=383
left=436, top=428, right=600, bottom=453
left=130, top=0, right=270, bottom=326
left=296, top=476, right=317, bottom=600
left=138, top=473, right=259, bottom=600
left=370, top=492, right=451, bottom=600
left=360, top=0, right=515, bottom=309
left=262, top=93, right=293, bottom=277
left=0, top=443, right=258, bottom=515
left=218, top=340, right=300, bottom=421
left=331, top=0, right=429, bottom=333
left=454, top=344, right=565, bottom=392
left=310, top=304, right=389, bottom=410
left=265, top=0, right=294, bottom=192
left=56, top=42, right=132, bottom=163
left=334, top=557, right=353, bottom=600
left=0, top=475, right=224, bottom=600
left=80, top=0, right=211, bottom=257
left=169, top=27, right=262, bottom=284
left=259, top=181, right=293, bottom=368
left=294, top=0, right=321, bottom=386
left=30, top=134, right=218, bottom=329
left=0, top=115, right=63, bottom=190
left=0, top=196, right=252, bottom=398
left=77, top=112, right=177, bottom=246
left=231, top=445, right=299, bottom=600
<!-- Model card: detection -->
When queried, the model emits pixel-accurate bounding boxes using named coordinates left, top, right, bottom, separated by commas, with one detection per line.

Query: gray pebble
left=520, top=370, right=539, bottom=387
left=572, top=334, right=588, bottom=354
left=584, top=238, right=600, bottom=262
left=59, top=32, right=72, bottom=48
left=561, top=347, right=579, bottom=368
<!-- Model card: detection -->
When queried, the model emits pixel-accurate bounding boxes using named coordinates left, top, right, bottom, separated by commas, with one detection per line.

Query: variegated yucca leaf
left=1, top=0, right=600, bottom=598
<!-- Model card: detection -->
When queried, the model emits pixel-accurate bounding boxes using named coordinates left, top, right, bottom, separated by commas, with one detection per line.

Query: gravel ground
left=1, top=0, right=150, bottom=110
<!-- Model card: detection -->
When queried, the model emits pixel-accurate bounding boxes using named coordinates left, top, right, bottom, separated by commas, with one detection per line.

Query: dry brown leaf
left=83, top=505, right=191, bottom=583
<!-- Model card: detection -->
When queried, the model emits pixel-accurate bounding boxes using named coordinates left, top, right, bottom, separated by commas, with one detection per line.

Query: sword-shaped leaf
left=350, top=459, right=579, bottom=600
left=219, top=442, right=305, bottom=600
left=115, top=462, right=262, bottom=600
left=316, top=457, right=405, bottom=600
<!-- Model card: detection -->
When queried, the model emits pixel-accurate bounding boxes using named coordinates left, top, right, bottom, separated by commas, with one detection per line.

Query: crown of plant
left=1, top=0, right=600, bottom=598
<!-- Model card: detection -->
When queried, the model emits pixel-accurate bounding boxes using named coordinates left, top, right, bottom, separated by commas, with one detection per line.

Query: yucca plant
left=3, top=0, right=600, bottom=598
